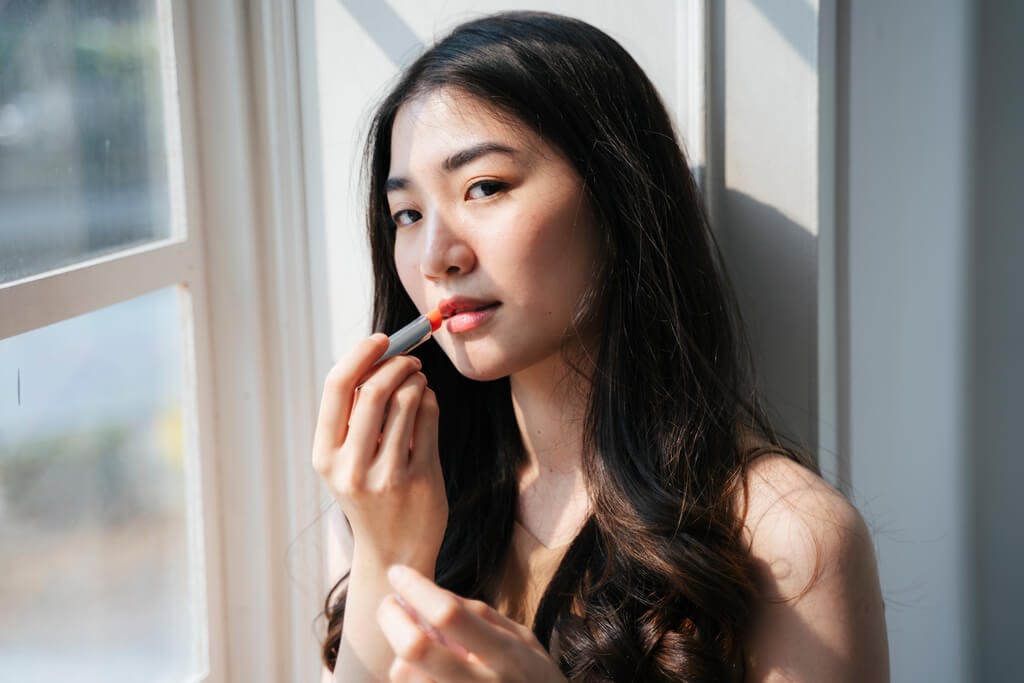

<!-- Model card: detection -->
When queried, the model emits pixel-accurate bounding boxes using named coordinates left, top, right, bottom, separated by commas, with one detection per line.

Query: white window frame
left=0, top=1, right=325, bottom=681
left=185, top=0, right=325, bottom=681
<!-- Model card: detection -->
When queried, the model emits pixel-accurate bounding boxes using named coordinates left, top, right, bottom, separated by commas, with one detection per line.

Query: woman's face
left=387, top=88, right=599, bottom=381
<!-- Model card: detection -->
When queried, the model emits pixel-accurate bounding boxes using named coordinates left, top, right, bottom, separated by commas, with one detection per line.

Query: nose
left=419, top=212, right=475, bottom=280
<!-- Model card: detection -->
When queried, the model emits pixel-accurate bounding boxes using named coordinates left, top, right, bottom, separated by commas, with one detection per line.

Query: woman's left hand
left=377, top=564, right=569, bottom=683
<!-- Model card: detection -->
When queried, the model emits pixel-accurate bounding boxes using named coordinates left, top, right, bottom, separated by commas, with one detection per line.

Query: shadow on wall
left=749, top=0, right=816, bottom=68
left=704, top=0, right=826, bottom=485
left=715, top=189, right=822, bottom=477
left=338, top=0, right=423, bottom=66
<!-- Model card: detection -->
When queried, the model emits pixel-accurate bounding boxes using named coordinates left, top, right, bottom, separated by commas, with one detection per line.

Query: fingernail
left=388, top=564, right=406, bottom=584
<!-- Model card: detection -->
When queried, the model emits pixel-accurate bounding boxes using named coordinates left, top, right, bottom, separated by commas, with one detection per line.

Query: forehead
left=389, top=88, right=538, bottom=173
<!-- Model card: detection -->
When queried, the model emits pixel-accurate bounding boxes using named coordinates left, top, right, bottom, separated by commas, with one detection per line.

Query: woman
left=313, top=10, right=888, bottom=682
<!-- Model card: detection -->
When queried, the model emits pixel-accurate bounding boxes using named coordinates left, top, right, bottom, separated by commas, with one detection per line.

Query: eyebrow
left=385, top=142, right=519, bottom=192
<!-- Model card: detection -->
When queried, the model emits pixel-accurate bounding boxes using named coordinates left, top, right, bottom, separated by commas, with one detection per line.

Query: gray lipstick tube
left=373, top=309, right=443, bottom=366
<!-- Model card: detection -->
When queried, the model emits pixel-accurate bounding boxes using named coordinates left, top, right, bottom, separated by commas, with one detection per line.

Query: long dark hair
left=320, top=11, right=815, bottom=680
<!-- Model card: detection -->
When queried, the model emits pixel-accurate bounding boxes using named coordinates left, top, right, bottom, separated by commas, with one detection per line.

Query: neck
left=509, top=349, right=590, bottom=484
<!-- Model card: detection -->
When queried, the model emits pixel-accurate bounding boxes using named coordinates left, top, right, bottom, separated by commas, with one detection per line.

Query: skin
left=388, top=90, right=599, bottom=383
left=738, top=454, right=890, bottom=681
left=313, top=337, right=449, bottom=681
left=387, top=88, right=597, bottom=547
left=315, top=87, right=889, bottom=681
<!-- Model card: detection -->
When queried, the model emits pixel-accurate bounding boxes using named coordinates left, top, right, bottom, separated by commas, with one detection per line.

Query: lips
left=438, top=296, right=501, bottom=334
left=438, top=296, right=499, bottom=319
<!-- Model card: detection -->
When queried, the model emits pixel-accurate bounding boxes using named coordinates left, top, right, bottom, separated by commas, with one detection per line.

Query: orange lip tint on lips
left=438, top=297, right=501, bottom=334
left=373, top=309, right=443, bottom=366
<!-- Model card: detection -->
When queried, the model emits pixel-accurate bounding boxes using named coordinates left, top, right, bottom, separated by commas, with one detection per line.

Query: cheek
left=519, top=204, right=596, bottom=291
left=393, top=243, right=423, bottom=302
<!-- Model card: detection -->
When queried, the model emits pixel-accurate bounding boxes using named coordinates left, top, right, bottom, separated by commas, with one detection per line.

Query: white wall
left=841, top=2, right=973, bottom=680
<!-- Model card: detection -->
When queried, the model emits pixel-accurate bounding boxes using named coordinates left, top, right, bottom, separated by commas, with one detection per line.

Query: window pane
left=0, top=286, right=206, bottom=682
left=0, top=0, right=175, bottom=285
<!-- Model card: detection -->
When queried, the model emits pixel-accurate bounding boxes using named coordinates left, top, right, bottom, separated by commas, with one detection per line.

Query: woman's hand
left=377, top=564, right=569, bottom=683
left=312, top=334, right=449, bottom=574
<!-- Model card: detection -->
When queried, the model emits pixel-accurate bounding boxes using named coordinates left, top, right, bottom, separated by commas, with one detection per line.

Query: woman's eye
left=391, top=209, right=421, bottom=227
left=466, top=180, right=507, bottom=200
left=390, top=182, right=505, bottom=226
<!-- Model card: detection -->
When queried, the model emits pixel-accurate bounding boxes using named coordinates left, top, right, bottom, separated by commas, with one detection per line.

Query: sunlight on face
left=387, top=88, right=599, bottom=382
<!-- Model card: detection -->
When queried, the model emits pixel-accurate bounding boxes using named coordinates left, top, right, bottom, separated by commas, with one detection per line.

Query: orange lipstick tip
left=427, top=308, right=443, bottom=332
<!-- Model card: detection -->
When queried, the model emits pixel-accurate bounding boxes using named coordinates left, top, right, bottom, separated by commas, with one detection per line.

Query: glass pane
left=0, top=287, right=206, bottom=682
left=0, top=0, right=175, bottom=285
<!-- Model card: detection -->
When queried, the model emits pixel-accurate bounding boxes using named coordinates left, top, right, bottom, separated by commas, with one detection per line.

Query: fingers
left=386, top=565, right=514, bottom=668
left=388, top=657, right=436, bottom=683
left=378, top=594, right=491, bottom=682
left=409, top=387, right=440, bottom=471
left=378, top=371, right=428, bottom=470
left=313, top=334, right=389, bottom=465
left=345, top=355, right=423, bottom=470
left=464, top=598, right=536, bottom=643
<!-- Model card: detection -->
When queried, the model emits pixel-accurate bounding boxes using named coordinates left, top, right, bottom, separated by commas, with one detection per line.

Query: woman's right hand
left=312, top=334, right=449, bottom=575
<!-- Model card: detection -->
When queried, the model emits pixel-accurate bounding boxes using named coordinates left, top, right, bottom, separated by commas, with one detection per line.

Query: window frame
left=0, top=1, right=324, bottom=681
left=184, top=0, right=325, bottom=681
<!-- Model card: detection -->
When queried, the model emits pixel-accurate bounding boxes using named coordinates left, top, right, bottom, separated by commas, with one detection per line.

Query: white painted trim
left=247, top=1, right=326, bottom=681
left=169, top=0, right=228, bottom=679
left=187, top=0, right=289, bottom=679
left=676, top=0, right=708, bottom=192
left=702, top=1, right=723, bottom=237
left=187, top=0, right=329, bottom=679
left=815, top=0, right=842, bottom=490
left=157, top=0, right=189, bottom=244
left=0, top=239, right=197, bottom=338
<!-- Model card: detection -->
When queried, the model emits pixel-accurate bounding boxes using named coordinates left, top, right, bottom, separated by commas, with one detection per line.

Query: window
left=0, top=288, right=202, bottom=680
left=2, top=1, right=325, bottom=680
left=0, top=2, right=210, bottom=679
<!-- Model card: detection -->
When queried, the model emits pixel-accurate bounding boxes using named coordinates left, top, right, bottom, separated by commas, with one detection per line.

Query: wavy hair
left=320, top=11, right=816, bottom=681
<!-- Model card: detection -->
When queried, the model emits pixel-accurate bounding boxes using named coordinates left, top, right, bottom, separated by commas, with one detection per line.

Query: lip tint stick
left=374, top=309, right=443, bottom=366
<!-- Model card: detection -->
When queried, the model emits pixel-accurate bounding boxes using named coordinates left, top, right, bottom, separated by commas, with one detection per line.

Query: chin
left=458, top=368, right=508, bottom=382
left=446, top=355, right=511, bottom=383
left=433, top=339, right=513, bottom=382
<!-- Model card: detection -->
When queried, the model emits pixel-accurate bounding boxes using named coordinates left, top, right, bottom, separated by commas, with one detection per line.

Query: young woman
left=312, top=11, right=888, bottom=682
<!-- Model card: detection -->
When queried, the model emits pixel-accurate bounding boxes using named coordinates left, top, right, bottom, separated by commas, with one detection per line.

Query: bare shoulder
left=738, top=454, right=865, bottom=589
left=736, top=454, right=889, bottom=681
